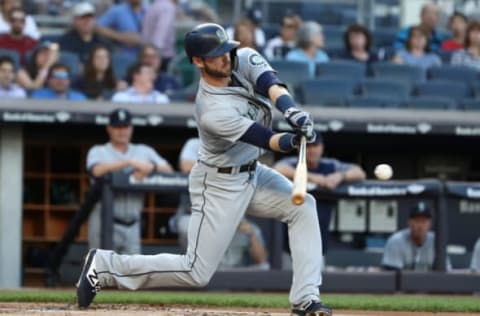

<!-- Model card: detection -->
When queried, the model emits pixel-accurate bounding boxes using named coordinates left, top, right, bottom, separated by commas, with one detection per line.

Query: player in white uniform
left=76, top=23, right=332, bottom=316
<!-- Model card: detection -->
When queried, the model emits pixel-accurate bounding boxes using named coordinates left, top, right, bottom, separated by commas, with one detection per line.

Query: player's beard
left=203, top=61, right=232, bottom=79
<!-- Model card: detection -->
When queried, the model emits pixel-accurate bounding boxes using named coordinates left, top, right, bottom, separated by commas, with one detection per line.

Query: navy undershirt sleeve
left=239, top=122, right=274, bottom=150
left=255, top=71, right=285, bottom=98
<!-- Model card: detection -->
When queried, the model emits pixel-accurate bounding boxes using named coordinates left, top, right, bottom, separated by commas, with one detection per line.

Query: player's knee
left=190, top=271, right=212, bottom=287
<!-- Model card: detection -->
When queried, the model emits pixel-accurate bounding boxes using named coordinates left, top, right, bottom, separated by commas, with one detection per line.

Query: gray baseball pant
left=93, top=162, right=323, bottom=305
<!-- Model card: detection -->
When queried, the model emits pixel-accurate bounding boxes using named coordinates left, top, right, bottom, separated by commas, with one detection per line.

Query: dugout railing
left=71, top=172, right=476, bottom=293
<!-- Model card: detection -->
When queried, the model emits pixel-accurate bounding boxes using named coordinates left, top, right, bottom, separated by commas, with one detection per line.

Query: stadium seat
left=360, top=78, right=411, bottom=99
left=471, top=81, right=480, bottom=98
left=111, top=53, right=136, bottom=80
left=317, top=60, right=367, bottom=81
left=0, top=49, right=20, bottom=69
left=372, top=28, right=397, bottom=48
left=414, top=80, right=471, bottom=99
left=270, top=60, right=311, bottom=88
left=59, top=52, right=80, bottom=77
left=427, top=65, right=477, bottom=85
left=460, top=98, right=480, bottom=111
left=262, top=23, right=280, bottom=41
left=371, top=63, right=426, bottom=84
left=408, top=96, right=457, bottom=110
left=348, top=95, right=404, bottom=108
left=299, top=78, right=358, bottom=106
left=322, top=26, right=345, bottom=50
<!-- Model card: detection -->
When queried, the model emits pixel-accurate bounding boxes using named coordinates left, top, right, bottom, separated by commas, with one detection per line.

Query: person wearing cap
left=382, top=201, right=450, bottom=271
left=0, top=8, right=37, bottom=66
left=274, top=134, right=366, bottom=262
left=31, top=63, right=86, bottom=100
left=86, top=108, right=173, bottom=254
left=58, top=2, right=111, bottom=65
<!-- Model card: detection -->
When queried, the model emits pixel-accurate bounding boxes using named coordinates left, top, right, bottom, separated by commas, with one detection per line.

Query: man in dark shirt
left=58, top=2, right=110, bottom=64
left=0, top=8, right=37, bottom=66
left=274, top=135, right=366, bottom=257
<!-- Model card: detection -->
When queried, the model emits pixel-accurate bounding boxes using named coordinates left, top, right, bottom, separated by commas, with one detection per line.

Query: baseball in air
left=374, top=164, right=393, bottom=180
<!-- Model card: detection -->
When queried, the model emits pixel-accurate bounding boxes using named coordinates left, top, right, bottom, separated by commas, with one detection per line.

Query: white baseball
left=374, top=164, right=393, bottom=180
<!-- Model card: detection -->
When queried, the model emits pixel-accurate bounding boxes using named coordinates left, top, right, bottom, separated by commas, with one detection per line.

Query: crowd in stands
left=0, top=1, right=480, bottom=109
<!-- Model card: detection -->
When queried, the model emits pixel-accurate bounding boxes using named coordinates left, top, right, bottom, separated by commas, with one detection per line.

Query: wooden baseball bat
left=291, top=136, right=307, bottom=205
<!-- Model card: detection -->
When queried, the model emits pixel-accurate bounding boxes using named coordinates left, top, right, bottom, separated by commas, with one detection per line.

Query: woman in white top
left=451, top=21, right=480, bottom=71
left=0, top=0, right=40, bottom=39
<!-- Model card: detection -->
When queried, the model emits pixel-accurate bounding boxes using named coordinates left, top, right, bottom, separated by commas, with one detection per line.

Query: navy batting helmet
left=184, top=23, right=239, bottom=62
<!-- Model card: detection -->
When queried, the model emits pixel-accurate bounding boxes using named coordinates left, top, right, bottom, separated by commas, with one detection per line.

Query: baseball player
left=87, top=108, right=173, bottom=254
left=76, top=23, right=332, bottom=316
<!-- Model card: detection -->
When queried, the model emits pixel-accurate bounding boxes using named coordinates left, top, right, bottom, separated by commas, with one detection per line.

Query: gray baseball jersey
left=92, top=48, right=324, bottom=307
left=471, top=238, right=480, bottom=272
left=86, top=142, right=168, bottom=254
left=382, top=228, right=435, bottom=271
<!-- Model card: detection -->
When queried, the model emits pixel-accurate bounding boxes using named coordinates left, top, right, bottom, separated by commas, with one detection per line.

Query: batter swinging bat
left=291, top=136, right=307, bottom=205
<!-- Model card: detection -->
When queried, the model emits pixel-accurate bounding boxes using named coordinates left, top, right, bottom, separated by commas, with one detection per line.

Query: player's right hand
left=284, top=108, right=315, bottom=139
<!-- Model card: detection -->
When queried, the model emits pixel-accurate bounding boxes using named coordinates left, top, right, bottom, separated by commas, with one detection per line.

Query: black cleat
left=291, top=300, right=333, bottom=316
left=76, top=249, right=100, bottom=308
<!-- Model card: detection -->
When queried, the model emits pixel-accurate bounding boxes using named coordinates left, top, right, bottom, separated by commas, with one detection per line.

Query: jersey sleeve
left=143, top=145, right=169, bottom=167
left=236, top=47, right=275, bottom=87
left=180, top=138, right=200, bottom=163
left=86, top=146, right=104, bottom=172
left=381, top=235, right=404, bottom=269
left=325, top=158, right=355, bottom=173
left=200, top=108, right=254, bottom=143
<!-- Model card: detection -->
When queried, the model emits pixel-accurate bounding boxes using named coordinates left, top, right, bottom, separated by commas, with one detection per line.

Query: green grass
left=0, top=290, right=479, bottom=313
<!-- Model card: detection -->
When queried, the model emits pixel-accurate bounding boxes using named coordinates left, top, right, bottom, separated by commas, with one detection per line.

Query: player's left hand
left=284, top=108, right=315, bottom=139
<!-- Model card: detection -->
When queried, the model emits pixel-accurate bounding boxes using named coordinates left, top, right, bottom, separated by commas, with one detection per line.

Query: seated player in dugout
left=274, top=134, right=366, bottom=264
left=77, top=23, right=333, bottom=316
left=86, top=108, right=173, bottom=255
left=382, top=201, right=451, bottom=271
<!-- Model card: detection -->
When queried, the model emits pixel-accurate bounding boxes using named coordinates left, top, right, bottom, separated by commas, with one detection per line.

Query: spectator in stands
left=95, top=0, right=146, bottom=58
left=263, top=12, right=301, bottom=61
left=382, top=201, right=449, bottom=271
left=274, top=135, right=365, bottom=260
left=286, top=21, right=329, bottom=78
left=394, top=3, right=447, bottom=53
left=87, top=108, right=173, bottom=254
left=58, top=2, right=111, bottom=65
left=0, top=55, right=25, bottom=98
left=137, top=44, right=181, bottom=97
left=0, top=8, right=37, bottom=66
left=451, top=21, right=480, bottom=71
left=339, top=24, right=378, bottom=64
left=111, top=63, right=169, bottom=104
left=16, top=42, right=59, bottom=90
left=233, top=19, right=256, bottom=49
left=31, top=63, right=86, bottom=100
left=141, top=0, right=177, bottom=72
left=0, top=0, right=40, bottom=39
left=441, top=12, right=468, bottom=51
left=471, top=238, right=480, bottom=272
left=227, top=8, right=266, bottom=50
left=172, top=137, right=269, bottom=270
left=75, top=44, right=117, bottom=100
left=392, top=26, right=441, bottom=70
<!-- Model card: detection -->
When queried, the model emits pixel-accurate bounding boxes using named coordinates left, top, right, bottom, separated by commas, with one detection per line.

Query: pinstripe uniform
left=90, top=48, right=324, bottom=306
